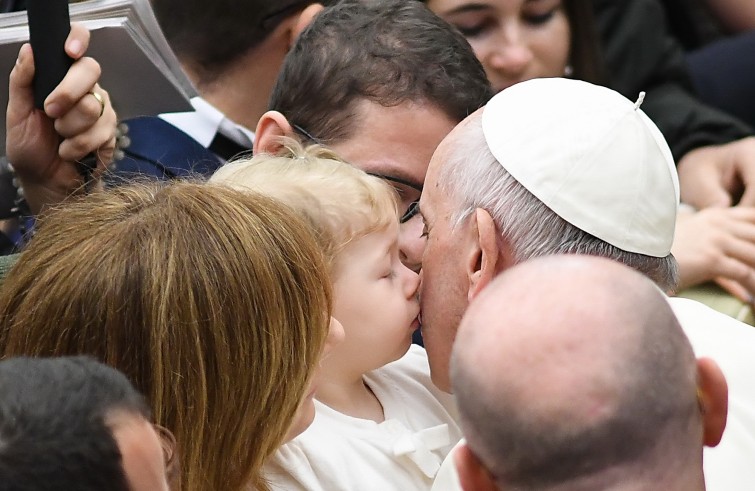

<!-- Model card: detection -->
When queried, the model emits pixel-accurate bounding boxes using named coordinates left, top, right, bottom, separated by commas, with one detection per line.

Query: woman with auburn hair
left=0, top=181, right=337, bottom=491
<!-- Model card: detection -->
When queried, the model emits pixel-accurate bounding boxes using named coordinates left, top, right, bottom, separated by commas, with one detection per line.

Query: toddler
left=211, top=139, right=461, bottom=490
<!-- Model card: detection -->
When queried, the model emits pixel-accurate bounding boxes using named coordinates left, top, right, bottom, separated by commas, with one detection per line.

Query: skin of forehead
left=329, top=100, right=459, bottom=187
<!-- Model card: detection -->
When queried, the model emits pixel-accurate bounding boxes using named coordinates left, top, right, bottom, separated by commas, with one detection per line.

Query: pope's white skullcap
left=481, top=78, right=679, bottom=257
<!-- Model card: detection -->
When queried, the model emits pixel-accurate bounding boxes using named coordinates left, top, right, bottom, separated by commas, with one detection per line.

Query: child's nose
left=401, top=264, right=420, bottom=299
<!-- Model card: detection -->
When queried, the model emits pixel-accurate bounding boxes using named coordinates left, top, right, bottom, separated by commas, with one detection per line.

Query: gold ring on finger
left=88, top=90, right=105, bottom=118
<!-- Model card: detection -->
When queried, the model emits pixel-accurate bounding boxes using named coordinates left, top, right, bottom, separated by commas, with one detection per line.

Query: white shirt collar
left=159, top=97, right=255, bottom=149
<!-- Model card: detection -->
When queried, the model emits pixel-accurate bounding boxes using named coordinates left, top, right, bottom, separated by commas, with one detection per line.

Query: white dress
left=266, top=345, right=462, bottom=491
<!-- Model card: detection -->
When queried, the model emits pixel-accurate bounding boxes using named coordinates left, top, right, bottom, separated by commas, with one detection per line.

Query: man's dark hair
left=269, top=0, right=494, bottom=144
left=0, top=356, right=150, bottom=491
left=150, top=0, right=323, bottom=83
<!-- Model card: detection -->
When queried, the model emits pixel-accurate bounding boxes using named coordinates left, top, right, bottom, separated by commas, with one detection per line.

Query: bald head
left=451, top=255, right=703, bottom=490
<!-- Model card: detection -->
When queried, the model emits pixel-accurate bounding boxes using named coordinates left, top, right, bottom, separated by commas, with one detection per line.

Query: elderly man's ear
left=455, top=443, right=499, bottom=491
left=466, top=208, right=515, bottom=302
left=697, top=357, right=728, bottom=447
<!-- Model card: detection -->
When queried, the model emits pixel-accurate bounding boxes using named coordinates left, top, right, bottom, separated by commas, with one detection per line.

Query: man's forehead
left=331, top=100, right=458, bottom=185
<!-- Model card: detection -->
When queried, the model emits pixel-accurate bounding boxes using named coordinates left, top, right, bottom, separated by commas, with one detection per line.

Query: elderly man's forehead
left=419, top=107, right=486, bottom=217
left=444, top=106, right=484, bottom=144
left=429, top=106, right=484, bottom=165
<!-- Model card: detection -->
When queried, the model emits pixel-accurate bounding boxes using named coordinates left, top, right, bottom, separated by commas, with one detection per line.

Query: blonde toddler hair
left=210, top=138, right=399, bottom=273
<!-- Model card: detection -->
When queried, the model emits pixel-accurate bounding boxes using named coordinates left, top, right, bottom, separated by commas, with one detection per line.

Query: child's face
left=330, top=221, right=421, bottom=373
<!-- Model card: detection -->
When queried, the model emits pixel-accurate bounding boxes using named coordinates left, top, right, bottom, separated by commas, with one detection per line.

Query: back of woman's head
left=0, top=181, right=331, bottom=491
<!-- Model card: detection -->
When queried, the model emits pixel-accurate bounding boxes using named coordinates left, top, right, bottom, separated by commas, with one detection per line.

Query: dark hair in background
left=0, top=356, right=149, bottom=491
left=269, top=0, right=494, bottom=144
left=562, top=0, right=605, bottom=84
left=150, top=0, right=323, bottom=84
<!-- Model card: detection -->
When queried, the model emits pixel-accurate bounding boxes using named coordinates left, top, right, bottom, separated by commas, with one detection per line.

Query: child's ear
left=454, top=443, right=499, bottom=491
left=467, top=208, right=501, bottom=301
left=254, top=111, right=294, bottom=154
left=697, top=357, right=728, bottom=447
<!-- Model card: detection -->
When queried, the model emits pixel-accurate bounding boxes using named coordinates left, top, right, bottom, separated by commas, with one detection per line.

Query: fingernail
left=67, top=39, right=83, bottom=57
left=16, top=43, right=29, bottom=65
left=46, top=103, right=61, bottom=118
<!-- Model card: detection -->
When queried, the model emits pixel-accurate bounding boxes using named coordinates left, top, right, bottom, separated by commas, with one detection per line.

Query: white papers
left=0, top=0, right=197, bottom=155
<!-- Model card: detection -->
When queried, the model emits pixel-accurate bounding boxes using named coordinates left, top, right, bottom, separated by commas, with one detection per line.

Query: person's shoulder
left=668, top=296, right=755, bottom=338
left=667, top=296, right=755, bottom=364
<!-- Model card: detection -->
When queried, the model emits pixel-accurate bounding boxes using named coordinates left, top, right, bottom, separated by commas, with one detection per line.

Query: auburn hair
left=0, top=181, right=331, bottom=491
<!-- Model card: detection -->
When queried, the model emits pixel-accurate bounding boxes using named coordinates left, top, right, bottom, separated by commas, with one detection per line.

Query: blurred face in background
left=427, top=0, right=570, bottom=93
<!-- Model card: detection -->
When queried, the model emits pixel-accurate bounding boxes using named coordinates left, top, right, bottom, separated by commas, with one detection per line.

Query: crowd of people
left=0, top=0, right=753, bottom=490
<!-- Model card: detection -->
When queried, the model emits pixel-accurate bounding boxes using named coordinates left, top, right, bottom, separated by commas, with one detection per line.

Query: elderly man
left=451, top=255, right=728, bottom=490
left=420, top=78, right=755, bottom=490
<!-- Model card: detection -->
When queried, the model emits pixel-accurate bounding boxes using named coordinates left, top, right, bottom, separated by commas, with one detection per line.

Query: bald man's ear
left=468, top=208, right=503, bottom=301
left=455, top=443, right=499, bottom=491
left=697, top=357, right=728, bottom=447
left=288, top=3, right=323, bottom=47
left=254, top=111, right=294, bottom=154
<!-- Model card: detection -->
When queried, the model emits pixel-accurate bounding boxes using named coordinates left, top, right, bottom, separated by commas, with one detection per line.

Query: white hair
left=437, top=116, right=679, bottom=292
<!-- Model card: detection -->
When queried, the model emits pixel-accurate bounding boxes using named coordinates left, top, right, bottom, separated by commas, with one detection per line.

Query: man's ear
left=288, top=3, right=324, bottom=47
left=454, top=443, right=499, bottom=491
left=254, top=111, right=294, bottom=154
left=697, top=357, right=728, bottom=447
left=468, top=208, right=501, bottom=301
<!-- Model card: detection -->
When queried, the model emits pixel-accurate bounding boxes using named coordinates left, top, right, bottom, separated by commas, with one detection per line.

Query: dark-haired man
left=254, top=0, right=493, bottom=272
left=0, top=356, right=171, bottom=490
left=10, top=0, right=490, bottom=272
